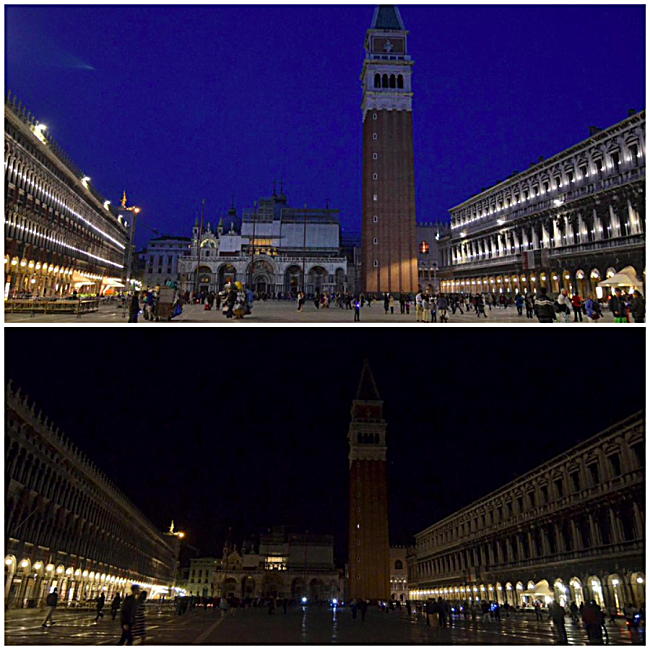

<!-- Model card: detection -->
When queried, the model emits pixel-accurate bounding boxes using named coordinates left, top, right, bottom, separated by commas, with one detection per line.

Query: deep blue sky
left=6, top=4, right=645, bottom=248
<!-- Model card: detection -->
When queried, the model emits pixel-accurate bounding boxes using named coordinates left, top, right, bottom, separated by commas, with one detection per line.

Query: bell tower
left=360, top=5, right=418, bottom=295
left=348, top=358, right=390, bottom=602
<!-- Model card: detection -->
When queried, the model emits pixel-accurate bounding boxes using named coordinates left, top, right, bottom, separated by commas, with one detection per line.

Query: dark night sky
left=5, top=4, right=645, bottom=248
left=5, top=329, right=646, bottom=563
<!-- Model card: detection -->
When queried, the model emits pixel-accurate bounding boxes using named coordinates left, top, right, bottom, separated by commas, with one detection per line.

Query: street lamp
left=164, top=521, right=185, bottom=594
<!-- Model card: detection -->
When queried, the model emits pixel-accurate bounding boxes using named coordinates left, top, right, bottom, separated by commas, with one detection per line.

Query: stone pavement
left=5, top=301, right=627, bottom=325
left=4, top=604, right=645, bottom=645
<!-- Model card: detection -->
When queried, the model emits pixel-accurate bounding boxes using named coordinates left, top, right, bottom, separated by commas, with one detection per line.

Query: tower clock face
left=372, top=37, right=405, bottom=55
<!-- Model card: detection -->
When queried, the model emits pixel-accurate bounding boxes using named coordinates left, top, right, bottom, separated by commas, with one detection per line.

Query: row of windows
left=451, top=139, right=644, bottom=230
left=415, top=501, right=641, bottom=578
left=373, top=74, right=405, bottom=90
left=421, top=439, right=643, bottom=549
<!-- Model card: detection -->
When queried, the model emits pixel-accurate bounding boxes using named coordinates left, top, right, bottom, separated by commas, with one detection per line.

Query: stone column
left=609, top=508, right=622, bottom=544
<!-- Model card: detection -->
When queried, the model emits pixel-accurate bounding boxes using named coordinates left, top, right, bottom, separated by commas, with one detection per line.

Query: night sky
left=5, top=4, right=645, bottom=248
left=5, top=329, right=646, bottom=563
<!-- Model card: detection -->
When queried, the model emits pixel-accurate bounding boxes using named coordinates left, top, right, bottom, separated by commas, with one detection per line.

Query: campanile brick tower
left=360, top=5, right=418, bottom=294
left=348, top=359, right=390, bottom=601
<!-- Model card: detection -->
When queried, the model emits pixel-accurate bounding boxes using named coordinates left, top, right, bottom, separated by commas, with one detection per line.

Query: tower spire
left=356, top=357, right=381, bottom=401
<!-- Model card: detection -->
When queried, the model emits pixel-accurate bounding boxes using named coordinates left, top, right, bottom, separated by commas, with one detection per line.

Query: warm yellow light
left=66, top=567, right=73, bottom=575
left=11, top=258, right=18, bottom=266
left=46, top=564, right=54, bottom=572
left=34, top=562, right=43, bottom=571
left=20, top=560, right=29, bottom=568
left=134, top=207, right=141, bottom=214
left=82, top=570, right=89, bottom=578
left=56, top=566, right=64, bottom=574
left=178, top=532, right=185, bottom=538
left=5, top=558, right=13, bottom=566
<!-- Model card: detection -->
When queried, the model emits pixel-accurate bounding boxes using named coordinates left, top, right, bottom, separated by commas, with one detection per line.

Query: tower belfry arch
left=347, top=358, right=390, bottom=601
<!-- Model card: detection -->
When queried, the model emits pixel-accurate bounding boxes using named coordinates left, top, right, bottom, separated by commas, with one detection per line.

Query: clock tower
left=348, top=358, right=390, bottom=602
left=360, top=5, right=418, bottom=295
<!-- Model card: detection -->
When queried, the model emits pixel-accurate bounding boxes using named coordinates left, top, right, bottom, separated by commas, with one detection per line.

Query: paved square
left=4, top=604, right=645, bottom=645
left=4, top=301, right=623, bottom=324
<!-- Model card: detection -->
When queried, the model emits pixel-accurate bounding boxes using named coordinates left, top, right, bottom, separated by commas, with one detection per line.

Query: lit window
left=373, top=194, right=378, bottom=201
left=419, top=241, right=430, bottom=254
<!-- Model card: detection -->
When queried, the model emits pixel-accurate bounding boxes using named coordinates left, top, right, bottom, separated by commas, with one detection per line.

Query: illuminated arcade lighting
left=34, top=562, right=43, bottom=571
left=46, top=564, right=54, bottom=572
left=56, top=566, right=64, bottom=574
left=81, top=176, right=91, bottom=189
left=20, top=560, right=29, bottom=568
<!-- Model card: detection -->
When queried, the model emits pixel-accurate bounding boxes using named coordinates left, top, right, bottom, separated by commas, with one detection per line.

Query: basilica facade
left=176, top=189, right=348, bottom=296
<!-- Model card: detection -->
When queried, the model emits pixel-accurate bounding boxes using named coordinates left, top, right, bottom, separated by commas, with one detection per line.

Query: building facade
left=143, top=235, right=192, bottom=288
left=360, top=6, right=418, bottom=294
left=5, top=382, right=175, bottom=608
left=348, top=360, right=390, bottom=601
left=408, top=412, right=645, bottom=612
left=438, top=110, right=645, bottom=298
left=185, top=527, right=342, bottom=602
left=416, top=222, right=448, bottom=293
left=4, top=92, right=130, bottom=298
left=390, top=546, right=408, bottom=603
left=177, top=189, right=348, bottom=296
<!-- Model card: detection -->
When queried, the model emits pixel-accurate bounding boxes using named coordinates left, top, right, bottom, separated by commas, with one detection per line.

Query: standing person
left=42, top=587, right=58, bottom=627
left=297, top=290, right=305, bottom=312
left=581, top=600, right=601, bottom=642
left=389, top=294, right=395, bottom=314
left=477, top=294, right=487, bottom=318
left=584, top=293, right=600, bottom=322
left=383, top=292, right=390, bottom=315
left=437, top=598, right=447, bottom=628
left=132, top=591, right=147, bottom=645
left=630, top=290, right=645, bottom=323
left=128, top=292, right=140, bottom=323
left=95, top=592, right=106, bottom=622
left=437, top=295, right=448, bottom=323
left=422, top=294, right=430, bottom=322
left=609, top=287, right=628, bottom=323
left=118, top=585, right=140, bottom=646
left=534, top=287, right=556, bottom=323
left=219, top=597, right=229, bottom=618
left=415, top=290, right=424, bottom=322
left=480, top=600, right=490, bottom=623
left=350, top=599, right=358, bottom=620
left=354, top=297, right=361, bottom=322
left=557, top=288, right=572, bottom=323
left=282, top=597, right=288, bottom=614
left=550, top=600, right=568, bottom=643
left=399, top=293, right=406, bottom=314
left=359, top=599, right=368, bottom=622
left=268, top=597, right=276, bottom=615
left=425, top=599, right=436, bottom=628
left=571, top=292, right=583, bottom=322
left=111, top=594, right=122, bottom=620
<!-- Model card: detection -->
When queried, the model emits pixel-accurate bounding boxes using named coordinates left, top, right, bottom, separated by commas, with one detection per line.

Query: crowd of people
left=118, top=284, right=645, bottom=324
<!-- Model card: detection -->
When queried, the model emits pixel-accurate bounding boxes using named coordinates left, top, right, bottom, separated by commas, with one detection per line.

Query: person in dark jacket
left=132, top=591, right=148, bottom=644
left=128, top=292, right=140, bottom=323
left=550, top=600, right=568, bottom=643
left=42, top=587, right=58, bottom=627
left=534, top=287, right=556, bottom=323
left=609, top=287, right=627, bottom=322
left=359, top=599, right=369, bottom=622
left=95, top=592, right=105, bottom=621
left=111, top=594, right=122, bottom=620
left=630, top=290, right=645, bottom=323
left=118, top=584, right=140, bottom=645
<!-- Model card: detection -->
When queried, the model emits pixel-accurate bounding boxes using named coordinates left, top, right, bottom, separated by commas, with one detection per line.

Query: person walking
left=128, top=292, right=140, bottom=323
left=415, top=290, right=424, bottom=322
left=405, top=296, right=411, bottom=315
left=437, top=597, right=448, bottom=628
left=477, top=294, right=488, bottom=318
left=550, top=600, right=568, bottom=643
left=437, top=295, right=448, bottom=323
left=42, top=587, right=58, bottom=627
left=351, top=599, right=358, bottom=620
left=525, top=293, right=535, bottom=318
left=571, top=292, right=583, bottom=322
left=534, top=287, right=556, bottom=323
left=111, top=594, right=122, bottom=620
left=383, top=293, right=390, bottom=315
left=630, top=290, right=645, bottom=323
left=609, top=287, right=628, bottom=323
left=480, top=600, right=491, bottom=623
left=354, top=297, right=361, bottom=322
left=219, top=597, right=229, bottom=618
left=297, top=290, right=305, bottom=312
left=584, top=293, right=600, bottom=322
left=389, top=294, right=395, bottom=314
left=95, top=592, right=105, bottom=622
left=422, top=294, right=430, bottom=322
left=515, top=293, right=524, bottom=316
left=118, top=584, right=140, bottom=646
left=268, top=597, right=276, bottom=615
left=581, top=600, right=602, bottom=643
left=557, top=288, right=572, bottom=323
left=132, top=591, right=147, bottom=645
